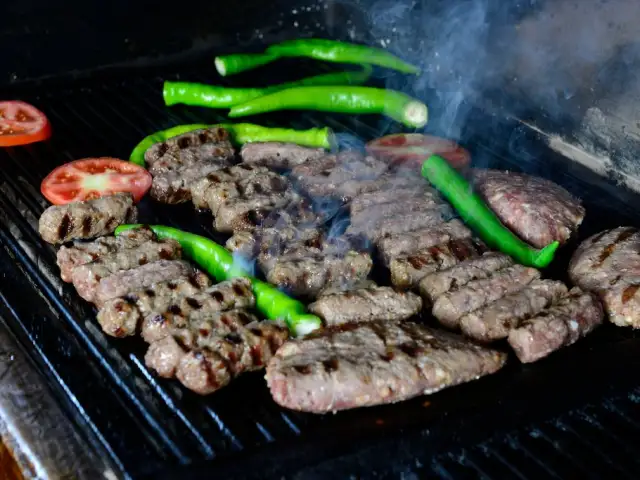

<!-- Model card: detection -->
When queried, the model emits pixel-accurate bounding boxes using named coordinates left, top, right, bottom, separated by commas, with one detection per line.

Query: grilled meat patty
left=97, top=272, right=212, bottom=337
left=140, top=278, right=256, bottom=343
left=390, top=238, right=482, bottom=290
left=145, top=309, right=260, bottom=377
left=292, top=151, right=388, bottom=202
left=459, top=279, right=568, bottom=342
left=240, top=142, right=326, bottom=169
left=349, top=188, right=440, bottom=216
left=172, top=321, right=289, bottom=395
left=473, top=169, right=585, bottom=248
left=144, top=127, right=234, bottom=175
left=419, top=252, right=514, bottom=304
left=71, top=238, right=182, bottom=303
left=214, top=193, right=300, bottom=233
left=377, top=219, right=472, bottom=265
left=94, top=259, right=195, bottom=308
left=346, top=205, right=453, bottom=241
left=432, top=264, right=541, bottom=329
left=150, top=158, right=231, bottom=204
left=56, top=226, right=155, bottom=282
left=308, top=285, right=422, bottom=325
left=266, top=320, right=507, bottom=413
left=508, top=288, right=604, bottom=363
left=568, top=227, right=640, bottom=328
left=264, top=249, right=373, bottom=299
left=568, top=227, right=640, bottom=291
left=39, top=193, right=137, bottom=244
left=191, top=164, right=270, bottom=210
left=226, top=224, right=324, bottom=258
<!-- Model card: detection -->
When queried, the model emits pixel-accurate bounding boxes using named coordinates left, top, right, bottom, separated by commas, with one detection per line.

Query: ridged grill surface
left=0, top=63, right=639, bottom=479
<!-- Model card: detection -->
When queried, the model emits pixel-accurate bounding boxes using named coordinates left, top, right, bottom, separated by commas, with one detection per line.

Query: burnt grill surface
left=1, top=61, right=640, bottom=479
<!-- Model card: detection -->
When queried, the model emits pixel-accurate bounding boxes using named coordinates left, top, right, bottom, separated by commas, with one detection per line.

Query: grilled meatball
left=376, top=219, right=472, bottom=265
left=226, top=224, right=324, bottom=259
left=568, top=227, right=640, bottom=328
left=140, top=278, right=255, bottom=342
left=308, top=285, right=422, bottom=326
left=150, top=158, right=231, bottom=204
left=144, top=309, right=260, bottom=377
left=568, top=227, right=640, bottom=291
left=349, top=188, right=439, bottom=216
left=473, top=169, right=585, bottom=248
left=266, top=320, right=507, bottom=413
left=346, top=205, right=453, bottom=241
left=191, top=164, right=270, bottom=210
left=175, top=321, right=289, bottom=395
left=432, top=264, right=541, bottom=329
left=94, top=260, right=194, bottom=307
left=70, top=238, right=182, bottom=303
left=508, top=288, right=604, bottom=363
left=214, top=193, right=300, bottom=233
left=240, top=142, right=326, bottom=169
left=265, top=250, right=373, bottom=300
left=56, top=226, right=155, bottom=282
left=144, top=127, right=234, bottom=174
left=390, top=238, right=481, bottom=290
left=419, top=252, right=514, bottom=304
left=459, top=279, right=568, bottom=342
left=97, top=272, right=212, bottom=337
left=39, top=193, right=137, bottom=244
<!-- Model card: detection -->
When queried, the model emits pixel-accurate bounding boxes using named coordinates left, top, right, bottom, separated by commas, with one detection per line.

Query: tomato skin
left=0, top=101, right=52, bottom=147
left=366, top=133, right=471, bottom=169
left=40, top=158, right=152, bottom=205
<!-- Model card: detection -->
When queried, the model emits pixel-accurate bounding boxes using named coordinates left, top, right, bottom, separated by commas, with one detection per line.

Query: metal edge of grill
left=0, top=60, right=639, bottom=478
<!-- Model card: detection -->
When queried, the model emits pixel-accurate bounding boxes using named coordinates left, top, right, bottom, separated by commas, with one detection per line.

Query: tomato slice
left=41, top=158, right=152, bottom=205
left=0, top=101, right=52, bottom=147
left=366, top=134, right=471, bottom=169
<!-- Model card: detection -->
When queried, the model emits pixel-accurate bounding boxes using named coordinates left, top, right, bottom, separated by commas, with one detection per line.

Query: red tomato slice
left=0, top=101, right=52, bottom=147
left=366, top=134, right=471, bottom=169
left=41, top=158, right=152, bottom=205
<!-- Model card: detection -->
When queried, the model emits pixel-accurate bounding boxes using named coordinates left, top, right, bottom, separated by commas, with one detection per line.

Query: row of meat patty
left=36, top=125, right=632, bottom=414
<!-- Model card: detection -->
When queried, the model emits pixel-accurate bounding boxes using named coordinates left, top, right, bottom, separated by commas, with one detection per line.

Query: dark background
left=2, top=0, right=640, bottom=182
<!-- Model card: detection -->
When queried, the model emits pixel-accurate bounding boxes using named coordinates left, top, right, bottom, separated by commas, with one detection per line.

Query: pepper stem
left=404, top=101, right=428, bottom=128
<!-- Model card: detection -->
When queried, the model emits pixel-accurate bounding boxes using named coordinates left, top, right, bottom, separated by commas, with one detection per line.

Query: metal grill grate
left=1, top=62, right=640, bottom=478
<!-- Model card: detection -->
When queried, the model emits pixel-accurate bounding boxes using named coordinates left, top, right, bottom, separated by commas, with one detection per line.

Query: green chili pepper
left=115, top=224, right=323, bottom=337
left=215, top=52, right=280, bottom=77
left=421, top=155, right=559, bottom=268
left=228, top=86, right=428, bottom=128
left=164, top=65, right=373, bottom=109
left=267, top=39, right=420, bottom=75
left=214, top=39, right=420, bottom=76
left=129, top=123, right=333, bottom=166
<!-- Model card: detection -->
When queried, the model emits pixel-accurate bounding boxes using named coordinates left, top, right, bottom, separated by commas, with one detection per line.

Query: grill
left=1, top=57, right=640, bottom=479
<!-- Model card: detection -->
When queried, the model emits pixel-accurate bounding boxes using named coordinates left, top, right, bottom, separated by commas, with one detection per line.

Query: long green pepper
left=229, top=86, right=428, bottom=128
left=164, top=65, right=373, bottom=109
left=115, top=224, right=323, bottom=337
left=214, top=39, right=419, bottom=76
left=421, top=155, right=559, bottom=268
left=129, top=123, right=333, bottom=166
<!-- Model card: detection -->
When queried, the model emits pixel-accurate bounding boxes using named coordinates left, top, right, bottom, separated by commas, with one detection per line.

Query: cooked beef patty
left=266, top=320, right=507, bottom=413
left=432, top=264, right=541, bottom=329
left=71, top=238, right=182, bottom=303
left=150, top=158, right=231, bottom=204
left=97, top=272, right=212, bottom=337
left=191, top=164, right=270, bottom=210
left=390, top=238, right=481, bottom=290
left=94, top=259, right=194, bottom=307
left=459, top=279, right=568, bottom=342
left=308, top=285, right=422, bottom=325
left=39, top=193, right=137, bottom=244
left=508, top=288, right=604, bottom=363
left=240, top=142, right=326, bottom=169
left=419, top=252, right=514, bottom=304
left=473, top=169, right=585, bottom=248
left=56, top=226, right=155, bottom=282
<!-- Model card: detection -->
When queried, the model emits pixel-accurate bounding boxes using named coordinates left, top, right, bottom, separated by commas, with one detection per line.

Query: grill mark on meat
left=294, top=365, right=312, bottom=374
left=168, top=305, right=182, bottom=315
left=323, top=358, right=339, bottom=372
left=186, top=298, right=202, bottom=309
left=250, top=345, right=263, bottom=366
left=211, top=291, right=224, bottom=302
left=58, top=214, right=72, bottom=239
left=597, top=227, right=636, bottom=265
left=622, top=284, right=640, bottom=304
left=81, top=216, right=92, bottom=236
left=157, top=143, right=169, bottom=157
